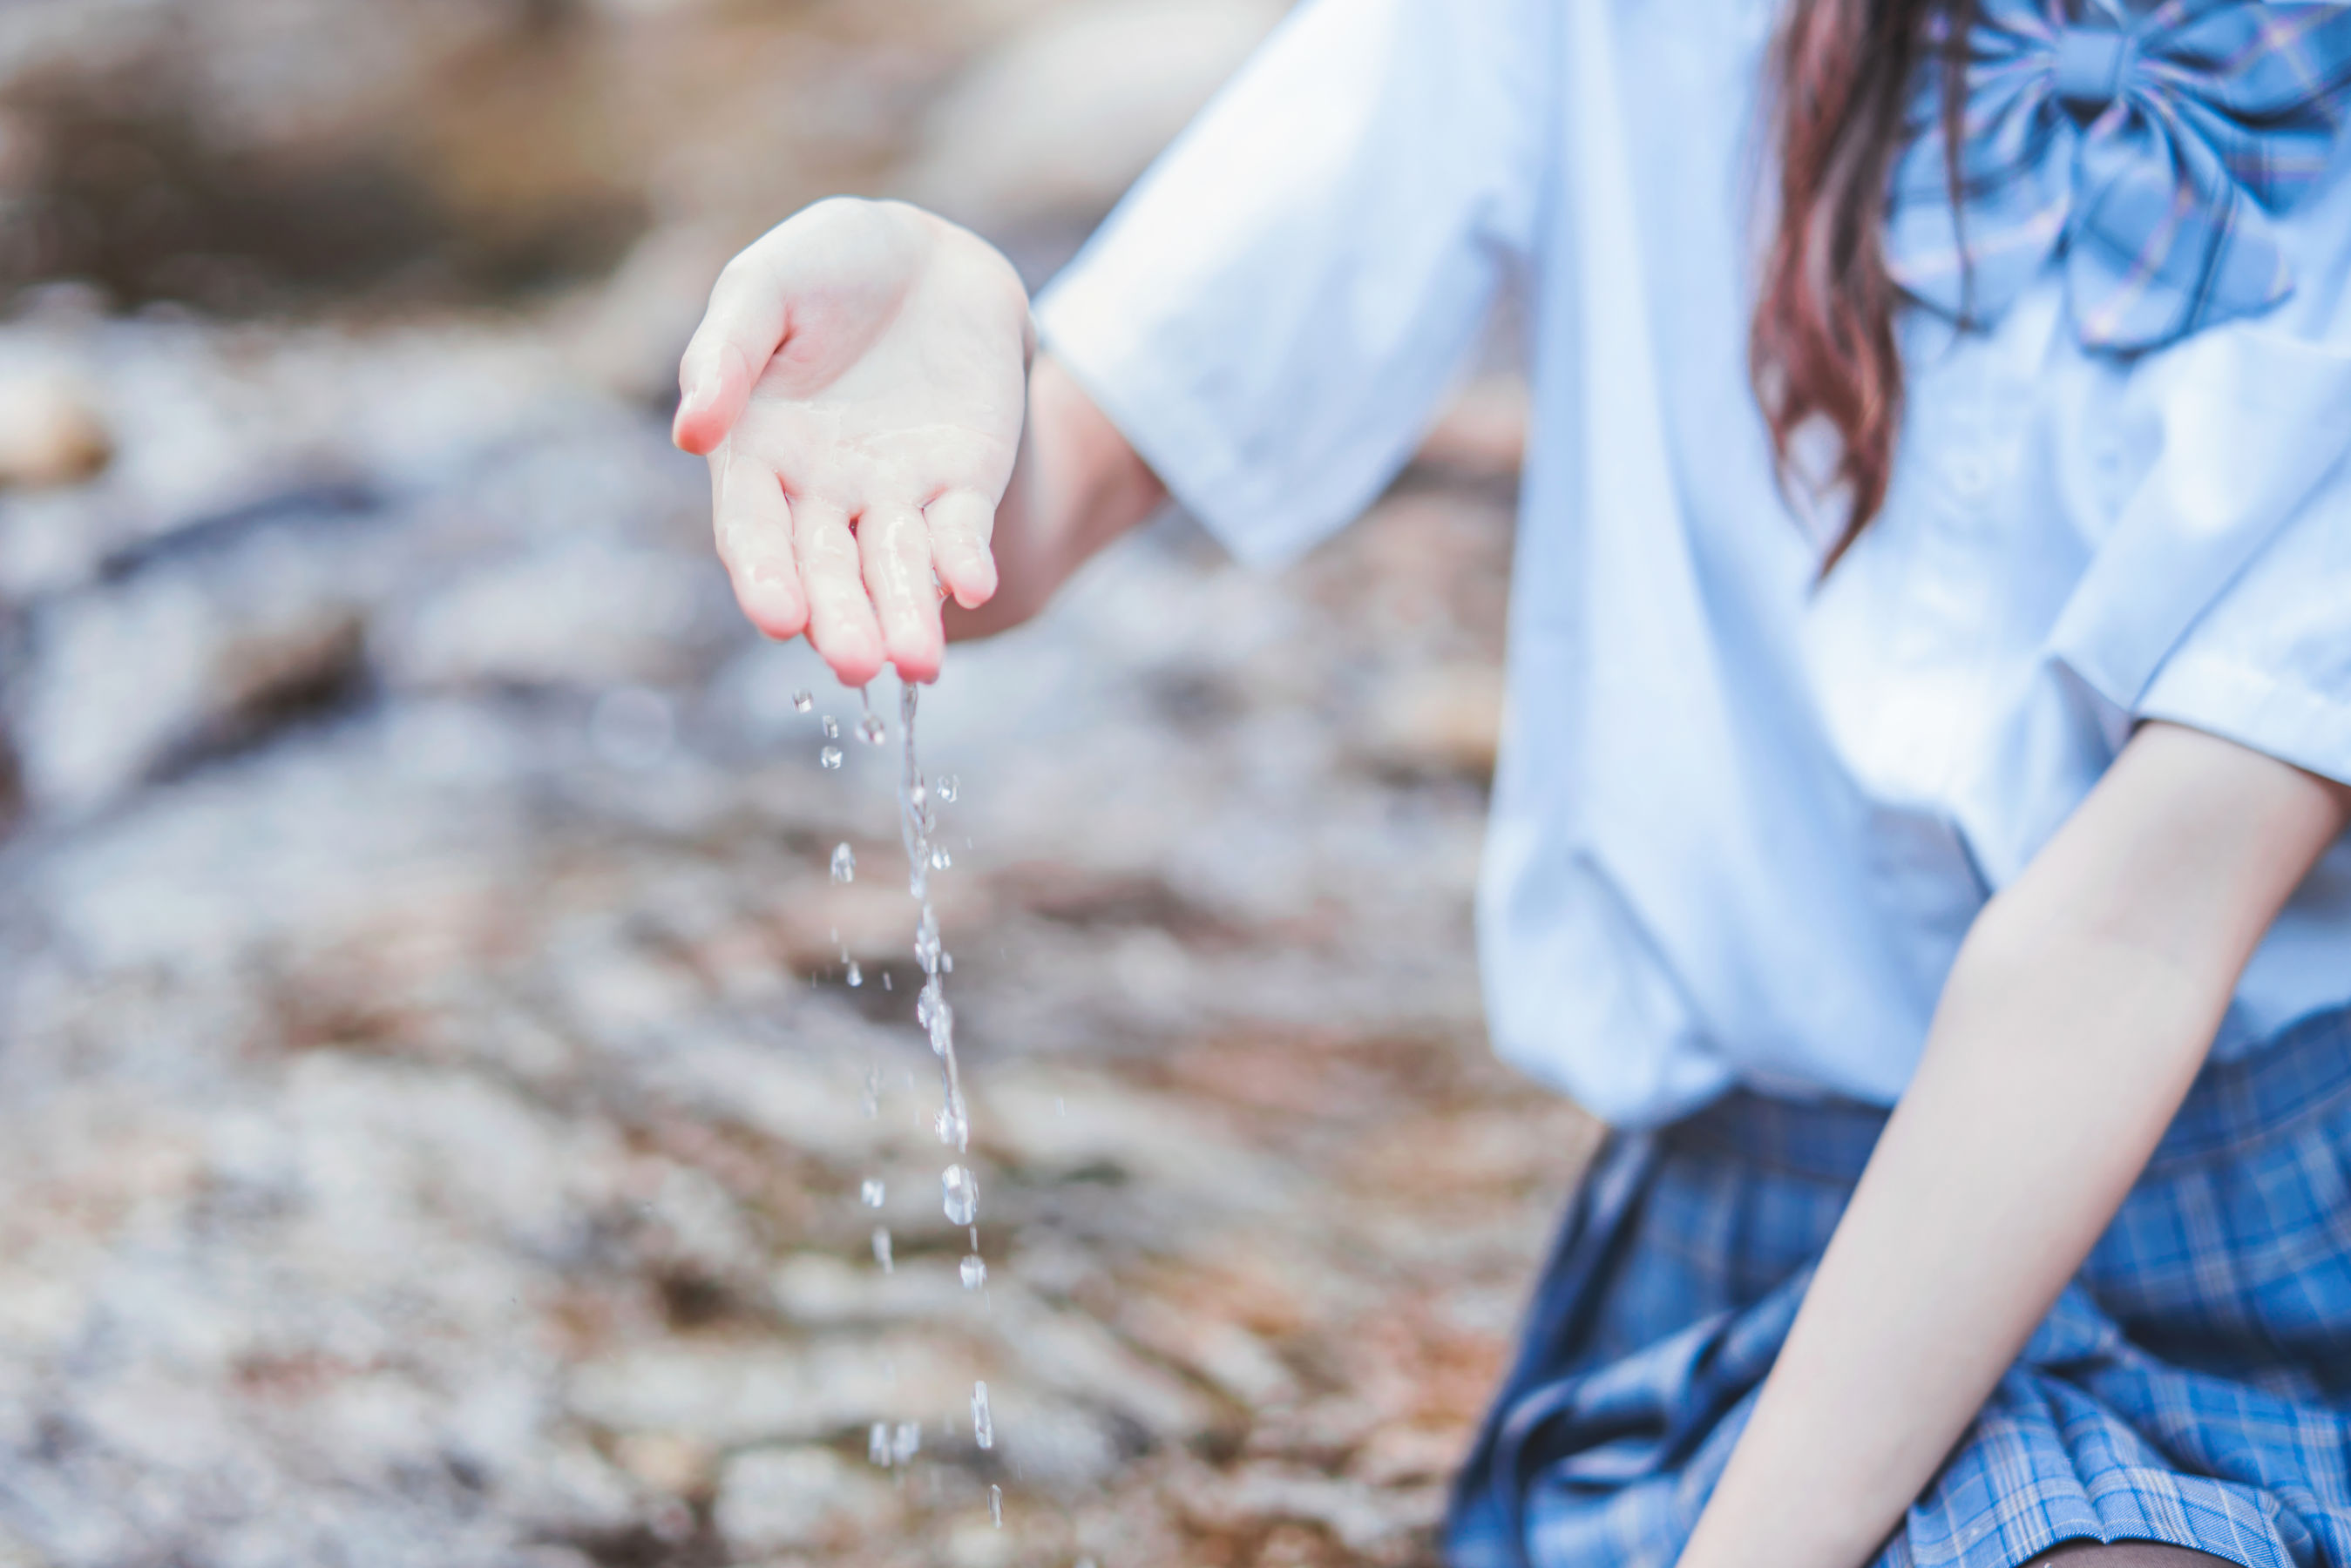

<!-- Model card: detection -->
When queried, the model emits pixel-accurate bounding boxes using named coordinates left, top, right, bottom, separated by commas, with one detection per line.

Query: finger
left=709, top=448, right=806, bottom=641
left=858, top=502, right=945, bottom=682
left=924, top=489, right=999, bottom=609
left=793, top=496, right=886, bottom=686
left=674, top=253, right=786, bottom=456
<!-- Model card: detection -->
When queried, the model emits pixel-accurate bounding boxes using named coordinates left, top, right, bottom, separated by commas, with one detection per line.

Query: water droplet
left=938, top=774, right=959, bottom=803
left=831, top=842, right=857, bottom=882
left=941, top=953, right=953, bottom=974
left=989, top=1484, right=1003, bottom=1528
left=860, top=713, right=888, bottom=746
left=792, top=690, right=814, bottom=713
left=862, top=1179, right=885, bottom=1208
left=822, top=715, right=840, bottom=740
left=820, top=745, right=844, bottom=770
left=871, top=1226, right=894, bottom=1274
left=933, top=1105, right=968, bottom=1147
left=882, top=972, right=892, bottom=990
left=960, top=1254, right=986, bottom=1290
left=846, top=960, right=862, bottom=987
left=918, top=983, right=954, bottom=1057
left=869, top=1422, right=891, bottom=1466
left=971, top=1381, right=993, bottom=1450
left=892, top=1422, right=920, bottom=1464
left=941, top=1165, right=978, bottom=1226
left=862, top=1066, right=882, bottom=1119
left=930, top=847, right=952, bottom=870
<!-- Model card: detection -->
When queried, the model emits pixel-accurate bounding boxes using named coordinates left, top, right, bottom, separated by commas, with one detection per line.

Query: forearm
left=1675, top=918, right=2219, bottom=1568
left=945, top=355, right=1166, bottom=641
left=1677, top=723, right=2351, bottom=1568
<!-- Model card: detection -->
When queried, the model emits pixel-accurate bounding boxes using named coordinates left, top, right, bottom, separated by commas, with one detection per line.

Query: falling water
left=837, top=681, right=1001, bottom=1529
left=899, top=685, right=968, bottom=1154
left=941, top=1165, right=978, bottom=1226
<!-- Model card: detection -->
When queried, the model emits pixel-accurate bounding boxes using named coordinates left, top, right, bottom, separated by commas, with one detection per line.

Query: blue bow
left=1884, top=0, right=2351, bottom=351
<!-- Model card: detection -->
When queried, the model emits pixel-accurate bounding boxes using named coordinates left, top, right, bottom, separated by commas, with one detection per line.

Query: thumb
left=673, top=257, right=789, bottom=456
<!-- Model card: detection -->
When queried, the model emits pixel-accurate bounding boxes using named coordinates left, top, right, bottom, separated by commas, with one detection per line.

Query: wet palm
left=674, top=199, right=1032, bottom=685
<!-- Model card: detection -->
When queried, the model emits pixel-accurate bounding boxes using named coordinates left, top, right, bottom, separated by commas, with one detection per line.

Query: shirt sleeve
left=1032, top=0, right=1555, bottom=566
left=2133, top=461, right=2351, bottom=785
left=2041, top=121, right=2351, bottom=787
left=2047, top=251, right=2351, bottom=788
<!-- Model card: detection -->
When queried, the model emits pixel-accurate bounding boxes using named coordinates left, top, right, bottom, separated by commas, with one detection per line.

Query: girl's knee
left=2027, top=1542, right=2236, bottom=1567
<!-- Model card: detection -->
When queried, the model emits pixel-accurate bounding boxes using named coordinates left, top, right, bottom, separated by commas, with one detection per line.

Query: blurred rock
left=1416, top=377, right=1529, bottom=479
left=0, top=0, right=645, bottom=311
left=1177, top=1463, right=1445, bottom=1558
left=1358, top=662, right=1507, bottom=782
left=771, top=1254, right=966, bottom=1328
left=0, top=366, right=110, bottom=490
left=376, top=537, right=717, bottom=693
left=567, top=1339, right=963, bottom=1450
left=991, top=1399, right=1123, bottom=1490
left=712, top=1445, right=897, bottom=1556
left=946, top=1515, right=1018, bottom=1568
left=500, top=1441, right=649, bottom=1544
left=0, top=1523, right=47, bottom=1568
left=1348, top=1423, right=1466, bottom=1489
left=566, top=222, right=738, bottom=406
left=1117, top=1294, right=1297, bottom=1409
left=610, top=1431, right=718, bottom=1500
left=979, top=1069, right=1284, bottom=1208
left=992, top=1291, right=1222, bottom=1444
left=10, top=562, right=370, bottom=815
left=898, top=0, right=1283, bottom=241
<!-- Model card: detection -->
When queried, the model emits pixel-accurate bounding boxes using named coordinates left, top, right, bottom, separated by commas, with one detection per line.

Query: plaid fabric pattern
left=1446, top=1003, right=2351, bottom=1568
left=1885, top=0, right=2351, bottom=350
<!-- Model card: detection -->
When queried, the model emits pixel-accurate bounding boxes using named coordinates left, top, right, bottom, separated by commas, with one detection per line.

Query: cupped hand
left=674, top=199, right=1032, bottom=685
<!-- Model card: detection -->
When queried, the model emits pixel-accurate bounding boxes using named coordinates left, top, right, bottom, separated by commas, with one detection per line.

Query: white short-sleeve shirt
left=1034, top=0, right=2351, bottom=1126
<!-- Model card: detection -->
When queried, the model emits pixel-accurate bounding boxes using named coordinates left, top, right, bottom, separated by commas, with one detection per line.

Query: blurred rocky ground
left=0, top=3, right=1589, bottom=1566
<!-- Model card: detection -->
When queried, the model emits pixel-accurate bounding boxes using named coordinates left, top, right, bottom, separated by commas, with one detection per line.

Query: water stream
left=849, top=681, right=1000, bottom=1531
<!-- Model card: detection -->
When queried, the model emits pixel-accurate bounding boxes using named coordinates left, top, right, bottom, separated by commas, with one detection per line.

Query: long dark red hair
left=1752, top=0, right=1973, bottom=568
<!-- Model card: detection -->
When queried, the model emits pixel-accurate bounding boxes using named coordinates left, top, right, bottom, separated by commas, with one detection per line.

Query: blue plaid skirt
left=1448, top=1004, right=2351, bottom=1568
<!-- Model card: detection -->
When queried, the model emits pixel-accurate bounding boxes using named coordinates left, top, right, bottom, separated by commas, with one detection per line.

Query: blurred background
left=0, top=3, right=1587, bottom=1565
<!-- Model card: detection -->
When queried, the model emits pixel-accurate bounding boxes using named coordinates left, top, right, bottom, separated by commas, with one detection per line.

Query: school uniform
left=1033, top=0, right=2351, bottom=1561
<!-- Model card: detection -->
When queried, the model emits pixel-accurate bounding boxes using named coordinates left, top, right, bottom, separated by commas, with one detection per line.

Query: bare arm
left=1676, top=720, right=2351, bottom=1568
left=945, top=354, right=1168, bottom=642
